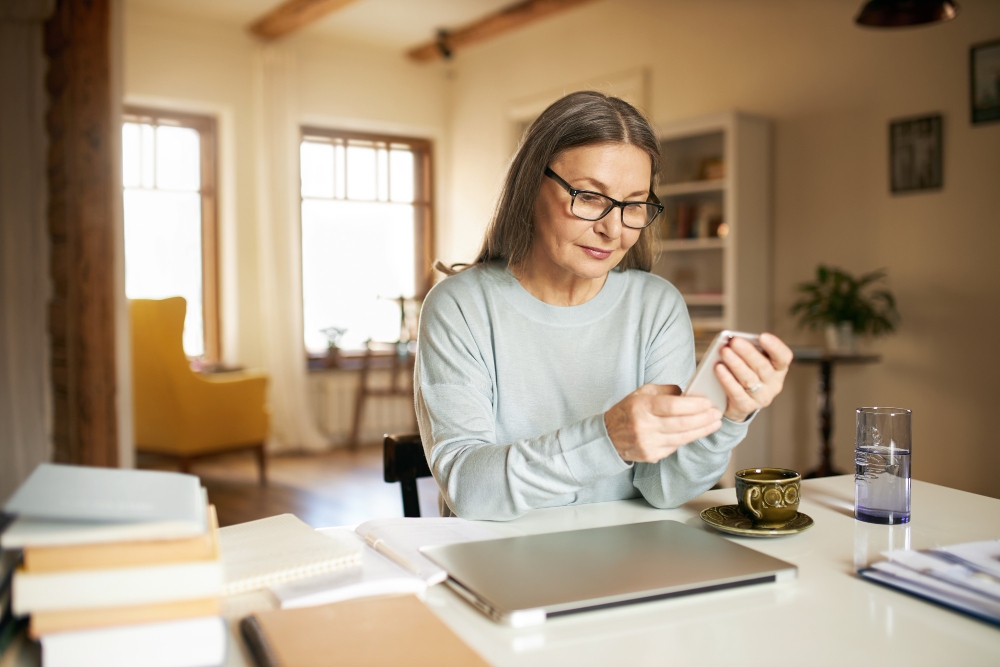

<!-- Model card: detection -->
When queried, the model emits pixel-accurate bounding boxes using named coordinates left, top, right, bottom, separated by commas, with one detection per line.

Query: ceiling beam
left=407, top=0, right=598, bottom=62
left=248, top=0, right=361, bottom=41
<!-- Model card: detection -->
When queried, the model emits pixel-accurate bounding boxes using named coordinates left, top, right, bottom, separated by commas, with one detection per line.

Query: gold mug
left=735, top=468, right=801, bottom=528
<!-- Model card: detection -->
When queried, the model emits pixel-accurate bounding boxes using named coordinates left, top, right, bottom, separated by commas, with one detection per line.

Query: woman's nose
left=593, top=206, right=623, bottom=239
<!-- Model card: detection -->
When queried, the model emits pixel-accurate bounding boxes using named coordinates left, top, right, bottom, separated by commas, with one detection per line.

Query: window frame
left=298, top=126, right=435, bottom=359
left=122, top=106, right=221, bottom=362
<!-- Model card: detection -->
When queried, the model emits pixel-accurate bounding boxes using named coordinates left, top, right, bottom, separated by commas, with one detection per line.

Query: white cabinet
left=654, top=111, right=772, bottom=477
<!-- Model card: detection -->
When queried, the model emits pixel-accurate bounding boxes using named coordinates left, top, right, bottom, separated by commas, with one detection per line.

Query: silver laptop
left=421, top=519, right=797, bottom=627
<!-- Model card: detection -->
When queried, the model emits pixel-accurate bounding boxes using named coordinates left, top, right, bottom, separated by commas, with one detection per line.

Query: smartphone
left=683, top=331, right=764, bottom=412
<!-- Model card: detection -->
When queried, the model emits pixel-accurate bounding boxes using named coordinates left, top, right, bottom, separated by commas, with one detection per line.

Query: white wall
left=443, top=0, right=1000, bottom=497
left=123, top=3, right=451, bottom=370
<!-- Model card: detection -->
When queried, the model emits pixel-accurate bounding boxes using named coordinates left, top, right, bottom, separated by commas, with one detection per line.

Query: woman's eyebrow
left=578, top=177, right=649, bottom=199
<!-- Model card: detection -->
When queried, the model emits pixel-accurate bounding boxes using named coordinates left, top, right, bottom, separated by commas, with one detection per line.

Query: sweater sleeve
left=630, top=298, right=751, bottom=509
left=415, top=282, right=631, bottom=521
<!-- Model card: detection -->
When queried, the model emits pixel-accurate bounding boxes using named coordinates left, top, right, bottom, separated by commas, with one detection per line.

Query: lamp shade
left=855, top=0, right=959, bottom=27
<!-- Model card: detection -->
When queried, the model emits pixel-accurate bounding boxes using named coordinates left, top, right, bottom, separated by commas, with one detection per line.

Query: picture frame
left=970, top=38, right=1000, bottom=125
left=889, top=114, right=943, bottom=194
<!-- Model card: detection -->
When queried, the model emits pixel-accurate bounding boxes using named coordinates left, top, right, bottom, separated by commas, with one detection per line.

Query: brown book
left=240, top=595, right=487, bottom=667
left=29, top=597, right=221, bottom=638
left=23, top=506, right=219, bottom=573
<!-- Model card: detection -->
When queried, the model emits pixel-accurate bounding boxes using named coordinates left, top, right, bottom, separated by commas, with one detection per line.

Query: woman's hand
left=604, top=384, right=722, bottom=463
left=714, top=332, right=794, bottom=423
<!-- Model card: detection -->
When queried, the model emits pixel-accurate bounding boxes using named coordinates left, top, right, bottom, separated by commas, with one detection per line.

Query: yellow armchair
left=130, top=297, right=270, bottom=483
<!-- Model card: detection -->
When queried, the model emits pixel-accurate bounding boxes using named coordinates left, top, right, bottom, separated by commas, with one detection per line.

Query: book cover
left=241, top=595, right=486, bottom=666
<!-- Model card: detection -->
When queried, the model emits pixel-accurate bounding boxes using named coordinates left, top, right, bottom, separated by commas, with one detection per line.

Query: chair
left=383, top=433, right=432, bottom=517
left=130, top=297, right=270, bottom=484
left=349, top=296, right=421, bottom=449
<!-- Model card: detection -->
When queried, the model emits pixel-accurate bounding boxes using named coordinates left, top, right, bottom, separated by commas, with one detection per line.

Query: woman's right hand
left=604, top=384, right=722, bottom=463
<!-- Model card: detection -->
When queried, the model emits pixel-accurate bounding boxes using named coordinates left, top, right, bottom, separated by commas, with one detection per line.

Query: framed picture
left=970, top=39, right=1000, bottom=125
left=889, top=115, right=942, bottom=194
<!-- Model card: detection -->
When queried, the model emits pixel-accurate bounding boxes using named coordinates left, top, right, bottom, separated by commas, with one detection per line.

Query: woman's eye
left=577, top=193, right=603, bottom=203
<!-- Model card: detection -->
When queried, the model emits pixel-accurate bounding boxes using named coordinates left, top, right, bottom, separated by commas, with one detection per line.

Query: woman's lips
left=580, top=245, right=613, bottom=260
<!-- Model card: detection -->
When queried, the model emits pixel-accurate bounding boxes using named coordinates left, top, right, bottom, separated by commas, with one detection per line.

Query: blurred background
left=2, top=0, right=998, bottom=526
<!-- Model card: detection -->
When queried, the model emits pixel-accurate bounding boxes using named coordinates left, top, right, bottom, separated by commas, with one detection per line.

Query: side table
left=791, top=348, right=880, bottom=478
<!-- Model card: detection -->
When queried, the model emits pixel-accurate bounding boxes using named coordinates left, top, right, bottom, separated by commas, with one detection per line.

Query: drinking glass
left=854, top=407, right=912, bottom=524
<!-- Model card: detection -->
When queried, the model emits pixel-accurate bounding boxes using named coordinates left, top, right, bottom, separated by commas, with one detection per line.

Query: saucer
left=700, top=504, right=814, bottom=537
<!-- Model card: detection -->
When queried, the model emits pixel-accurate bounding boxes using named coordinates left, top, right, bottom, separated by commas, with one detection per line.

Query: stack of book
left=1, top=464, right=226, bottom=667
left=859, top=539, right=1000, bottom=626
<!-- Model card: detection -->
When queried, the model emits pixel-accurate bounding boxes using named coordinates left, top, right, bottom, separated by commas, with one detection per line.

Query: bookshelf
left=653, top=111, right=772, bottom=476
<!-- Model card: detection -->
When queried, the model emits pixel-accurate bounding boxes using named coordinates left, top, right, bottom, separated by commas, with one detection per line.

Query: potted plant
left=790, top=265, right=900, bottom=352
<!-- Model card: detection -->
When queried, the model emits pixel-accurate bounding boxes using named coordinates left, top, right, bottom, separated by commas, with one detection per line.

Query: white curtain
left=0, top=0, right=54, bottom=501
left=252, top=45, right=328, bottom=453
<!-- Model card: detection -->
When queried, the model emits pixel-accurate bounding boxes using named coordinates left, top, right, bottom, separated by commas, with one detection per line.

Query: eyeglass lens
left=572, top=192, right=658, bottom=228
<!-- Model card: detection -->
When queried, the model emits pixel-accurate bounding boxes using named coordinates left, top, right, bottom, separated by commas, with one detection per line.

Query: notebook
left=858, top=539, right=1000, bottom=626
left=240, top=595, right=487, bottom=666
left=270, top=532, right=426, bottom=609
left=218, top=514, right=361, bottom=595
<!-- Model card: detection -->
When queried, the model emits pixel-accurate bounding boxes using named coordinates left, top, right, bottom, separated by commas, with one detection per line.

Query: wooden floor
left=138, top=445, right=440, bottom=527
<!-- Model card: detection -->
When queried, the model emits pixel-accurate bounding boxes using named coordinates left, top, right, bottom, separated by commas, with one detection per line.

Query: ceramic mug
left=735, top=468, right=801, bottom=528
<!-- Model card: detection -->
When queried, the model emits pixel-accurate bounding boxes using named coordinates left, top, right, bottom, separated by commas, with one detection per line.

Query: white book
left=41, top=616, right=226, bottom=667
left=270, top=532, right=426, bottom=609
left=2, top=465, right=206, bottom=549
left=218, top=514, right=361, bottom=595
left=353, top=518, right=500, bottom=586
left=12, top=558, right=223, bottom=614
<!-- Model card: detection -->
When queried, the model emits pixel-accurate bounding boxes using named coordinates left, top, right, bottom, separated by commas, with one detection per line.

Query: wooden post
left=44, top=0, right=118, bottom=467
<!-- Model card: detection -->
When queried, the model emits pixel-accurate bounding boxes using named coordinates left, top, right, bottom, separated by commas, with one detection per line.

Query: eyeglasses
left=544, top=167, right=663, bottom=229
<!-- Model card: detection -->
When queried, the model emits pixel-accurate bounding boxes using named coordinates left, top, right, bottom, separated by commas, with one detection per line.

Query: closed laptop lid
left=422, top=519, right=796, bottom=624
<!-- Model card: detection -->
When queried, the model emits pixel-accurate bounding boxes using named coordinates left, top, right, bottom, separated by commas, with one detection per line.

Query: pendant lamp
left=855, top=0, right=959, bottom=27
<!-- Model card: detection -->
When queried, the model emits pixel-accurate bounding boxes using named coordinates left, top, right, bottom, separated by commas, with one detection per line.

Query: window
left=299, top=128, right=433, bottom=354
left=122, top=108, right=219, bottom=360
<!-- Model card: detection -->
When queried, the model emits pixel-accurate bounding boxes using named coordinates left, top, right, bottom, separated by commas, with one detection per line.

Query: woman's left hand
left=714, top=332, right=794, bottom=423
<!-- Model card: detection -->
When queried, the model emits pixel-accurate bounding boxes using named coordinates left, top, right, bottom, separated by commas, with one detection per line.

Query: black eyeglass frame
left=544, top=167, right=664, bottom=229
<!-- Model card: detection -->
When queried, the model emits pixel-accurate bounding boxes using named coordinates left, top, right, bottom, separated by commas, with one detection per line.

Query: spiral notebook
left=218, top=514, right=361, bottom=595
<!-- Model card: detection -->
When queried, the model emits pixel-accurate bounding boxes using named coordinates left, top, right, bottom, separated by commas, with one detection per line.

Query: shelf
left=657, top=238, right=725, bottom=252
left=656, top=179, right=725, bottom=197
left=683, top=293, right=724, bottom=306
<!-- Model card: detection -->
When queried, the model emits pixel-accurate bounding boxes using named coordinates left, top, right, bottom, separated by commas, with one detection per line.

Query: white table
left=216, top=476, right=1000, bottom=667
left=11, top=476, right=995, bottom=666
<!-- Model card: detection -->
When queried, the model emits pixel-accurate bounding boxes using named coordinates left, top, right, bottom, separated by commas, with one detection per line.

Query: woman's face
left=531, top=142, right=652, bottom=282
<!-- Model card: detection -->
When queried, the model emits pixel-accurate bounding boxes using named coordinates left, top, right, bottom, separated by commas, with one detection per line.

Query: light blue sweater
left=414, top=262, right=749, bottom=521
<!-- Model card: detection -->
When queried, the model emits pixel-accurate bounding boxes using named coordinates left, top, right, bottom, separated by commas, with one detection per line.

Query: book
left=2, top=466, right=207, bottom=549
left=23, top=505, right=218, bottom=573
left=240, top=595, right=487, bottom=666
left=12, top=555, right=223, bottom=615
left=353, top=517, right=500, bottom=585
left=40, top=616, right=226, bottom=667
left=218, top=514, right=361, bottom=595
left=858, top=540, right=1000, bottom=627
left=3, top=462, right=204, bottom=527
left=30, top=597, right=221, bottom=638
left=270, top=532, right=426, bottom=609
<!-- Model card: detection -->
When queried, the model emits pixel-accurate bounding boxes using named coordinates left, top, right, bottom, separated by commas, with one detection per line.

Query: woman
left=416, top=91, right=792, bottom=521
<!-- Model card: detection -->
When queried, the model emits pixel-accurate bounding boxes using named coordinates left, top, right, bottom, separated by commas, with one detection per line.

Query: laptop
left=421, top=519, right=797, bottom=627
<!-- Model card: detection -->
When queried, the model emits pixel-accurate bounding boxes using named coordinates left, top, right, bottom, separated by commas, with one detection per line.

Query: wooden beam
left=248, top=0, right=361, bottom=41
left=407, top=0, right=597, bottom=62
left=44, top=0, right=119, bottom=467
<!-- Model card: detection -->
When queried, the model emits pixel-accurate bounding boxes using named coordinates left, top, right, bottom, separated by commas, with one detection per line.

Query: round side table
left=791, top=348, right=881, bottom=478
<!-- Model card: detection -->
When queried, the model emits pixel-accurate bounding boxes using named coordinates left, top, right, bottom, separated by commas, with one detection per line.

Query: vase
left=824, top=322, right=856, bottom=354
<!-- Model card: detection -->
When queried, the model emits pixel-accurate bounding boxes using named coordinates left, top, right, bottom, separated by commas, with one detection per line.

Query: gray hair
left=472, top=91, right=661, bottom=272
